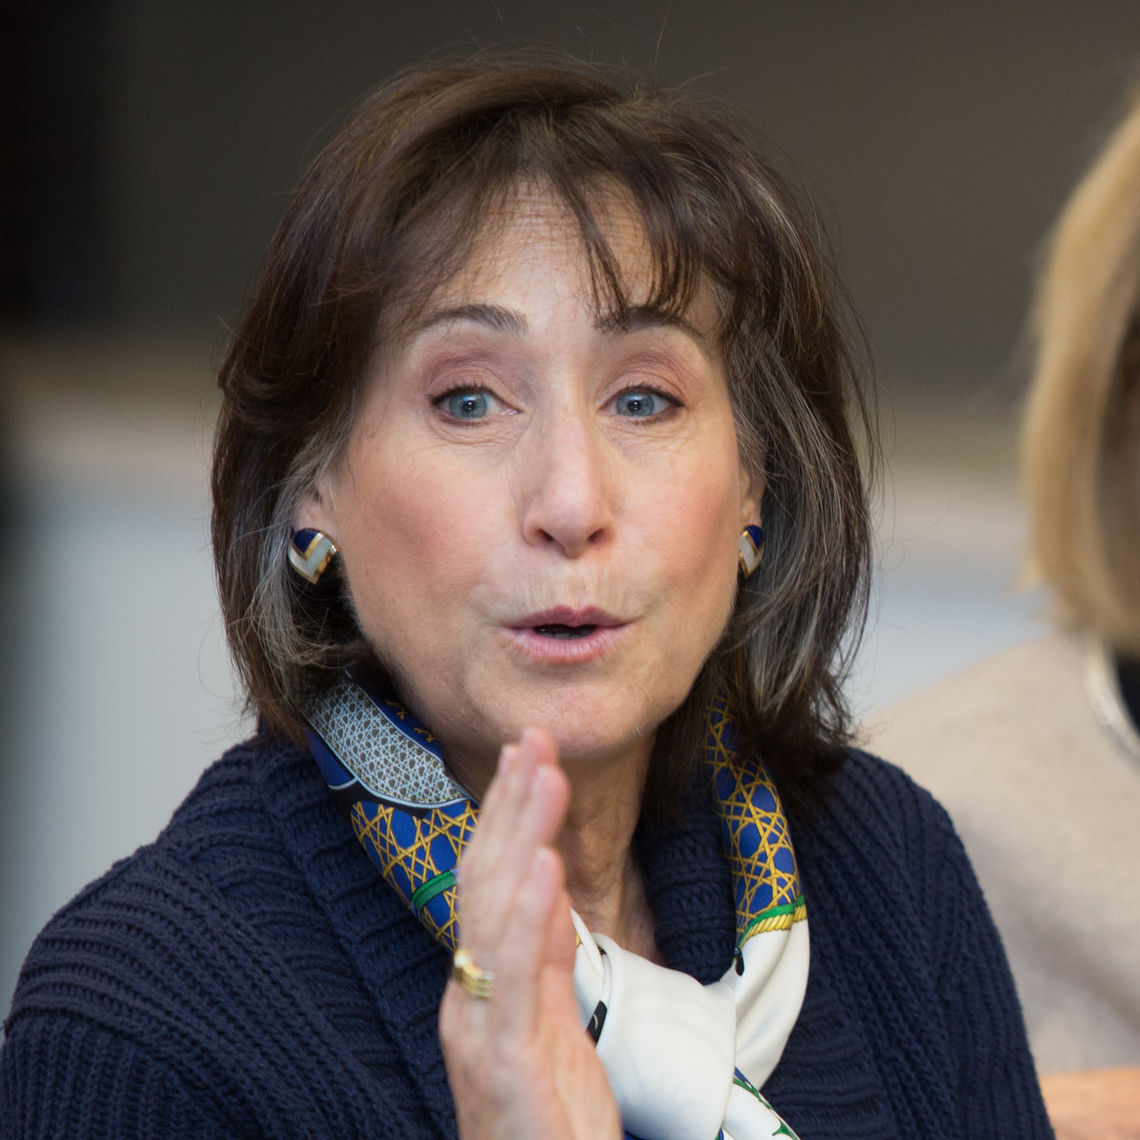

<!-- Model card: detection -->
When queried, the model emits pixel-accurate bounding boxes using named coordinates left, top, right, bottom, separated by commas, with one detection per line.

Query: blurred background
left=3, top=0, right=1138, bottom=1008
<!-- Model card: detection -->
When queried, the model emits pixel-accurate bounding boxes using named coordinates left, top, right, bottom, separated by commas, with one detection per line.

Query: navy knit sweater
left=1, top=737, right=1053, bottom=1138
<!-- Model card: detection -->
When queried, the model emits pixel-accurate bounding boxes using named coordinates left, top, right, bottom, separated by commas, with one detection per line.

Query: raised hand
left=439, top=727, right=622, bottom=1140
left=1041, top=1067, right=1140, bottom=1140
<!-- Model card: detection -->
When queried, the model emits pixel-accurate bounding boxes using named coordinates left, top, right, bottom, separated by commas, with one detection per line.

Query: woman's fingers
left=441, top=839, right=566, bottom=1042
left=442, top=732, right=571, bottom=1088
left=458, top=730, right=569, bottom=957
left=467, top=742, right=529, bottom=870
left=441, top=729, right=621, bottom=1140
left=478, top=843, right=569, bottom=1038
left=472, top=729, right=562, bottom=860
left=518, top=725, right=559, bottom=768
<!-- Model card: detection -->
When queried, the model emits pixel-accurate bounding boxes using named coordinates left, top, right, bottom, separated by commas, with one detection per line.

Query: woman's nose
left=519, top=411, right=615, bottom=558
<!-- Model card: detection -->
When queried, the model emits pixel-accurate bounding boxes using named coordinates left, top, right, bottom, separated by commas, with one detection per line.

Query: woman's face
left=301, top=187, right=760, bottom=792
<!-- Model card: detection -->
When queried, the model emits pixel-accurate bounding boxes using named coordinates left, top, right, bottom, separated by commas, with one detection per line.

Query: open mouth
left=509, top=609, right=624, bottom=661
left=533, top=624, right=598, bottom=640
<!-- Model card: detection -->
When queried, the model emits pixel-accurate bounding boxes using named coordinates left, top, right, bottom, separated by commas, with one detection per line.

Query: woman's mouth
left=533, top=623, right=597, bottom=640
left=507, top=608, right=628, bottom=663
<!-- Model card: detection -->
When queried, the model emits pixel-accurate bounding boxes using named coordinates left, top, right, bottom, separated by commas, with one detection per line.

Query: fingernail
left=498, top=743, right=517, bottom=775
left=512, top=741, right=539, bottom=792
left=519, top=726, right=546, bottom=753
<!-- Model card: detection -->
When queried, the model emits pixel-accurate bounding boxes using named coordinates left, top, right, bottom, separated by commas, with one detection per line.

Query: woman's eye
left=613, top=388, right=675, bottom=418
left=437, top=388, right=498, bottom=420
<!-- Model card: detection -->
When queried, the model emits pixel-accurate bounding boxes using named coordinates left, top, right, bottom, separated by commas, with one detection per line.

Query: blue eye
left=614, top=389, right=669, bottom=418
left=443, top=390, right=491, bottom=419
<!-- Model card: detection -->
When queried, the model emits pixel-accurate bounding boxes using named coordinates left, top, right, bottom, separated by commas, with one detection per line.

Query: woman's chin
left=487, top=686, right=678, bottom=774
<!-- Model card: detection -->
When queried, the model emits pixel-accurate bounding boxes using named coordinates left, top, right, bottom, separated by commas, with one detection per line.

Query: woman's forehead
left=451, top=186, right=646, bottom=294
left=415, top=182, right=714, bottom=332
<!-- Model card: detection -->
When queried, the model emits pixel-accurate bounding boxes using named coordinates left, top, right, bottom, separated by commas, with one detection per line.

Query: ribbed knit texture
left=1, top=739, right=1054, bottom=1139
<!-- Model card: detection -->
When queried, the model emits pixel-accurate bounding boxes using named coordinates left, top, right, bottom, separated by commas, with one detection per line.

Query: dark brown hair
left=212, top=55, right=875, bottom=815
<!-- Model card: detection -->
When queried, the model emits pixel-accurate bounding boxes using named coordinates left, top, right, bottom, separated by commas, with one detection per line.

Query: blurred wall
left=3, top=1, right=1138, bottom=1008
left=13, top=1, right=1140, bottom=387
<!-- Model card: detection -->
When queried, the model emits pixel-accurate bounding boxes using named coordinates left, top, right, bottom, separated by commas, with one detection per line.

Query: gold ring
left=452, top=948, right=494, bottom=999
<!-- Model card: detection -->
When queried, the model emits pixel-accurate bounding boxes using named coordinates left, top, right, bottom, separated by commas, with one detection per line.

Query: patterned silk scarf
left=305, top=669, right=808, bottom=1140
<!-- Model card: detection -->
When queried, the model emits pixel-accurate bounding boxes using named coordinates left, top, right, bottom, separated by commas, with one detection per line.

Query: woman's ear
left=295, top=482, right=337, bottom=540
left=739, top=470, right=764, bottom=531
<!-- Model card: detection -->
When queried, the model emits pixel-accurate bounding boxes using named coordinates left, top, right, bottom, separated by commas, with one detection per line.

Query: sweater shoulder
left=797, top=748, right=971, bottom=970
left=0, top=735, right=342, bottom=1047
left=4, top=737, right=295, bottom=1024
left=0, top=736, right=410, bottom=1134
left=10, top=735, right=291, bottom=952
left=814, top=746, right=958, bottom=854
left=777, top=750, right=1053, bottom=1138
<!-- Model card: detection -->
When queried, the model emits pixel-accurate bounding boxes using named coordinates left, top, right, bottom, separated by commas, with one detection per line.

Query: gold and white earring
left=289, top=528, right=339, bottom=585
left=738, top=525, right=764, bottom=578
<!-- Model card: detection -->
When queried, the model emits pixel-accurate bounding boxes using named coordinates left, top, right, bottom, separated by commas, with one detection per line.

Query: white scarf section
left=572, top=913, right=808, bottom=1139
left=305, top=673, right=809, bottom=1140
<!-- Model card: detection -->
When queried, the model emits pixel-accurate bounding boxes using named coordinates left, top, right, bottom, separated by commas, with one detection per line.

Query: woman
left=0, top=58, right=1052, bottom=1138
left=871, top=90, right=1140, bottom=1139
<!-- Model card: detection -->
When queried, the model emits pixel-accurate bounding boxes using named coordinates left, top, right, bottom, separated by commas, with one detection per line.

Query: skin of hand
left=439, top=727, right=623, bottom=1140
left=1040, top=1066, right=1140, bottom=1140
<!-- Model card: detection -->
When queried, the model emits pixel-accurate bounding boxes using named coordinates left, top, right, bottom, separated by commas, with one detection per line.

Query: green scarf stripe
left=731, top=1077, right=796, bottom=1136
left=410, top=870, right=456, bottom=915
left=736, top=894, right=806, bottom=947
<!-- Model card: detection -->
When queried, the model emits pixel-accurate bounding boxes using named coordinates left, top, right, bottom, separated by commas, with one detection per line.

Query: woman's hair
left=212, top=55, right=874, bottom=814
left=1024, top=93, right=1140, bottom=655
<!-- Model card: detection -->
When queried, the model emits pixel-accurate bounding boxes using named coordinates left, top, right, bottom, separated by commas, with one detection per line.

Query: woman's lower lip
left=506, top=623, right=629, bottom=664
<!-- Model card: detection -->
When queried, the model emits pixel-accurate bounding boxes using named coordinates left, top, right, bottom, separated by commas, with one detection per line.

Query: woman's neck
left=444, top=724, right=662, bottom=960
left=554, top=742, right=662, bottom=962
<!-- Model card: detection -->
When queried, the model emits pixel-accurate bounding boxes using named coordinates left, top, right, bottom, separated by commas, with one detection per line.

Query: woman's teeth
left=534, top=624, right=597, bottom=639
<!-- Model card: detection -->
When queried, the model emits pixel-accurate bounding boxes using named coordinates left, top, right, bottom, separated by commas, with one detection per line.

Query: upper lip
left=511, top=606, right=626, bottom=629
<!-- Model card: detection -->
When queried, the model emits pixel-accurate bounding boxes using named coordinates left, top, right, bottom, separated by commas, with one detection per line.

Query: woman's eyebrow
left=595, top=304, right=713, bottom=359
left=414, top=303, right=527, bottom=337
left=410, top=301, right=712, bottom=358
